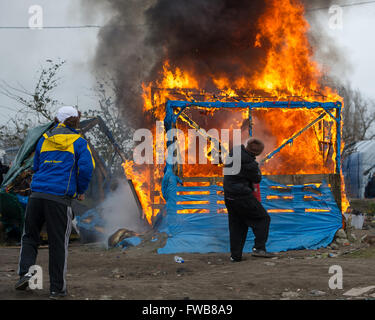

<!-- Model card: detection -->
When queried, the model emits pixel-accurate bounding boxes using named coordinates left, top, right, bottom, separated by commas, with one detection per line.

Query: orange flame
left=122, top=161, right=153, bottom=224
left=122, top=0, right=349, bottom=224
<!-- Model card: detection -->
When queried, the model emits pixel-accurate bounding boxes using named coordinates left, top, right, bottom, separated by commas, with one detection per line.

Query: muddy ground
left=1, top=228, right=375, bottom=301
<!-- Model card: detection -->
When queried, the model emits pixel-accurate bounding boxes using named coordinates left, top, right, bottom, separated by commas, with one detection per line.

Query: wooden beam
left=79, top=118, right=99, bottom=134
left=151, top=204, right=166, bottom=210
left=85, top=139, right=107, bottom=201
left=127, top=179, right=144, bottom=220
left=265, top=174, right=334, bottom=185
left=181, top=177, right=223, bottom=185
left=260, top=112, right=326, bottom=165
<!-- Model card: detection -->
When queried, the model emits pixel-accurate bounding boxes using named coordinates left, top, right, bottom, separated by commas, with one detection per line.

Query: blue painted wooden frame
left=165, top=100, right=342, bottom=174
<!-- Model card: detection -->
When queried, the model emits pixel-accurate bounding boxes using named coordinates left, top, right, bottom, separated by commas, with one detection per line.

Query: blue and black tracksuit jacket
left=31, top=123, right=95, bottom=198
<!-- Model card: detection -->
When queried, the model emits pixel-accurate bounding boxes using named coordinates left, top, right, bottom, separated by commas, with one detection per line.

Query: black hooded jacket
left=223, top=145, right=262, bottom=199
left=0, top=160, right=9, bottom=186
left=365, top=175, right=375, bottom=198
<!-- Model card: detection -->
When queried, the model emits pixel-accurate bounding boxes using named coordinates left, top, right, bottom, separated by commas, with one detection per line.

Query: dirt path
left=1, top=240, right=375, bottom=300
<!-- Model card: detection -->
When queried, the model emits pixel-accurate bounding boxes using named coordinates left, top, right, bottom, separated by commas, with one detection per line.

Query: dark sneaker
left=15, top=273, right=32, bottom=291
left=49, top=291, right=67, bottom=300
left=230, top=257, right=242, bottom=262
left=251, top=248, right=275, bottom=258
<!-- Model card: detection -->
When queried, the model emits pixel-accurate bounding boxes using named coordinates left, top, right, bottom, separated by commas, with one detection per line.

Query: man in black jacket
left=0, top=159, right=9, bottom=186
left=365, top=173, right=375, bottom=198
left=224, top=138, right=272, bottom=261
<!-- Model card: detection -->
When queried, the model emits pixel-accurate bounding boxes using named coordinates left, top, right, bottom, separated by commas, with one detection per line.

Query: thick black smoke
left=81, top=0, right=343, bottom=128
left=82, top=0, right=157, bottom=128
left=144, top=0, right=268, bottom=90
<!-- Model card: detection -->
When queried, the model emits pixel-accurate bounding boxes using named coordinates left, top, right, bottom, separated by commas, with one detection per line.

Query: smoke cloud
left=97, top=179, right=149, bottom=242
left=80, top=0, right=346, bottom=127
left=144, top=0, right=268, bottom=88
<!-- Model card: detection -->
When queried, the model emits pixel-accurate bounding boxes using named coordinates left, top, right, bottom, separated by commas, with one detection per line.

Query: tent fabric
left=0, top=122, right=53, bottom=232
left=342, top=140, right=375, bottom=198
left=1, top=122, right=54, bottom=189
left=157, top=171, right=343, bottom=254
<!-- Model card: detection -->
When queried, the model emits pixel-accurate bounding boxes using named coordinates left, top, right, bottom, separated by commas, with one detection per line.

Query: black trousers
left=18, top=197, right=73, bottom=293
left=225, top=196, right=270, bottom=260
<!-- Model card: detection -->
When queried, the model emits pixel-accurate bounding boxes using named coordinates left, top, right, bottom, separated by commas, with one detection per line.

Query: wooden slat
left=263, top=174, right=341, bottom=212
left=181, top=177, right=223, bottom=185
left=182, top=174, right=336, bottom=184
left=179, top=174, right=342, bottom=212
left=265, top=174, right=334, bottom=185
left=151, top=204, right=166, bottom=209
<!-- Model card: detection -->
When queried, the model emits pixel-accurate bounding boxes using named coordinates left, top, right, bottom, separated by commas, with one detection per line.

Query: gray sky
left=311, top=1, right=375, bottom=99
left=0, top=0, right=108, bottom=124
left=0, top=0, right=374, bottom=126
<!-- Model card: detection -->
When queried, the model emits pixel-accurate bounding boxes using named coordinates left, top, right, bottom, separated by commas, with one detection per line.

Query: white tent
left=343, top=140, right=375, bottom=198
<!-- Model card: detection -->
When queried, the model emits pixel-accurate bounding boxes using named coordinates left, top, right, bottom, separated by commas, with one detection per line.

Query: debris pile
left=107, top=228, right=168, bottom=252
left=107, top=228, right=139, bottom=248
left=343, top=286, right=375, bottom=299
left=333, top=229, right=350, bottom=247
left=4, top=170, right=33, bottom=196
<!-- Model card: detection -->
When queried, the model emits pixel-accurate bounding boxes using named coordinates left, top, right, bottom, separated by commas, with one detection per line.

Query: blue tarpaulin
left=75, top=208, right=105, bottom=232
left=156, top=99, right=343, bottom=254
left=157, top=168, right=343, bottom=254
left=117, top=236, right=142, bottom=249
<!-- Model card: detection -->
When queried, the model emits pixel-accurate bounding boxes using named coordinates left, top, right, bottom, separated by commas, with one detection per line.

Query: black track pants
left=225, top=196, right=270, bottom=260
left=18, top=197, right=73, bottom=293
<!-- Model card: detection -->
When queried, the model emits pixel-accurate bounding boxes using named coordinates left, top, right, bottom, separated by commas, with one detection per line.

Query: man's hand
left=77, top=194, right=85, bottom=201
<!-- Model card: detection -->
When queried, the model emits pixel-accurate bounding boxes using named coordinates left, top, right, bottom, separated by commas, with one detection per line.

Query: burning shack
left=123, top=88, right=346, bottom=253
left=118, top=0, right=350, bottom=253
left=1, top=1, right=349, bottom=251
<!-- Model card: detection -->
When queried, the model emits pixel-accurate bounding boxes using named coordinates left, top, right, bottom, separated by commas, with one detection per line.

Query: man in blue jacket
left=15, top=106, right=95, bottom=299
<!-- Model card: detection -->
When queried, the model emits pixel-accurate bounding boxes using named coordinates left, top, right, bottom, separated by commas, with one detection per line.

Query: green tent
left=0, top=122, right=53, bottom=239
left=1, top=122, right=54, bottom=189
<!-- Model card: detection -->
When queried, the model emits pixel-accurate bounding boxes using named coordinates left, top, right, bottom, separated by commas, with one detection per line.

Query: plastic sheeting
left=343, top=140, right=375, bottom=198
left=157, top=170, right=343, bottom=254
left=1, top=122, right=54, bottom=189
left=75, top=208, right=105, bottom=232
left=117, top=236, right=142, bottom=249
left=0, top=121, right=52, bottom=234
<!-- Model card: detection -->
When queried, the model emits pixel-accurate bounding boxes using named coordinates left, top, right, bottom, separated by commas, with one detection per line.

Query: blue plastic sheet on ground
left=16, top=195, right=29, bottom=208
left=75, top=208, right=105, bottom=231
left=118, top=236, right=142, bottom=249
left=156, top=171, right=343, bottom=254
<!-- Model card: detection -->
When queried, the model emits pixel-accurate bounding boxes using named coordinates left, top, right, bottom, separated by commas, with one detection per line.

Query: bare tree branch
left=339, top=83, right=375, bottom=145
left=0, top=59, right=66, bottom=147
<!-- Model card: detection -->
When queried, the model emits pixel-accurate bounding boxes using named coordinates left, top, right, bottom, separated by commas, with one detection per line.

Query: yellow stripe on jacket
left=86, top=144, right=96, bottom=169
left=40, top=133, right=81, bottom=154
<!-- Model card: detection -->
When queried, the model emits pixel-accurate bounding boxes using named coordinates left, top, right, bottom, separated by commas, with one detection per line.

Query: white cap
left=56, top=106, right=79, bottom=123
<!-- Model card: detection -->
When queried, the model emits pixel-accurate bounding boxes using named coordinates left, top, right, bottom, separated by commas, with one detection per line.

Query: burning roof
left=89, top=0, right=348, bottom=224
